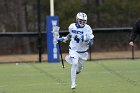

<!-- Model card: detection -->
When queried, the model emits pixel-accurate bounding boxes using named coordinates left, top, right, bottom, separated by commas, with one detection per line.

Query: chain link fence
left=0, top=28, right=140, bottom=63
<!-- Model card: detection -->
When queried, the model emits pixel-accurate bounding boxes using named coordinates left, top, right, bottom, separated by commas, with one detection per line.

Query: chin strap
left=75, top=23, right=85, bottom=28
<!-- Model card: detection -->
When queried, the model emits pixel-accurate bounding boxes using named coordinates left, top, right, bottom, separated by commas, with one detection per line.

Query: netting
left=0, top=35, right=47, bottom=63
left=0, top=30, right=140, bottom=63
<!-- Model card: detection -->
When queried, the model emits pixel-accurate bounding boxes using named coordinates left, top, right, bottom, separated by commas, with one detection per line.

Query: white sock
left=71, top=60, right=78, bottom=85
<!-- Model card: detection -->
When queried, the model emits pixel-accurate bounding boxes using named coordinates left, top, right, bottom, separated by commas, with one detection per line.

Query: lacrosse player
left=129, top=18, right=140, bottom=46
left=58, top=12, right=94, bottom=89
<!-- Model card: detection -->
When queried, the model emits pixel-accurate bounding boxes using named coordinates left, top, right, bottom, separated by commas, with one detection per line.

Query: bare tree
left=16, top=0, right=31, bottom=53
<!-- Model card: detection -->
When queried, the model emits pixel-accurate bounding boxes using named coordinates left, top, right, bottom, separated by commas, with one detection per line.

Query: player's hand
left=57, top=37, right=68, bottom=43
left=129, top=41, right=134, bottom=46
left=88, top=39, right=94, bottom=45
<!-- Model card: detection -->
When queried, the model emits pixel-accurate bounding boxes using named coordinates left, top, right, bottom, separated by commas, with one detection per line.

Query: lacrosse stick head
left=52, top=26, right=60, bottom=43
left=52, top=26, right=60, bottom=38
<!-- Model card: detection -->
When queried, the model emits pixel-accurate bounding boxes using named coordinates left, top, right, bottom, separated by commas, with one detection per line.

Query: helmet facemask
left=76, top=12, right=87, bottom=27
left=77, top=18, right=87, bottom=27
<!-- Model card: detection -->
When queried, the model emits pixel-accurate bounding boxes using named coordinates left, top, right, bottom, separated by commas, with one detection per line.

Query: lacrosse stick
left=52, top=26, right=65, bottom=68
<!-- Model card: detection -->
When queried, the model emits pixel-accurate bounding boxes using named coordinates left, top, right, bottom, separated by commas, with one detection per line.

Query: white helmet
left=76, top=12, right=87, bottom=27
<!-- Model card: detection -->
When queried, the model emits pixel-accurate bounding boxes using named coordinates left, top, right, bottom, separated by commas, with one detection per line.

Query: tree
left=16, top=0, right=32, bottom=53
left=55, top=0, right=84, bottom=30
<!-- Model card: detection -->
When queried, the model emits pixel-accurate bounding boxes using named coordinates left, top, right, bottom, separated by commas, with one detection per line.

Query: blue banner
left=46, top=16, right=60, bottom=62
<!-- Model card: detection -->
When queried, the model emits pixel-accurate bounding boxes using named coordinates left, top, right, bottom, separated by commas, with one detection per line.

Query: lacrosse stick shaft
left=58, top=41, right=64, bottom=68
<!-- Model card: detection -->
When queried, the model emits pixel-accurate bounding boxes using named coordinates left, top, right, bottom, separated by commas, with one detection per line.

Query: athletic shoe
left=71, top=84, right=76, bottom=89
left=76, top=71, right=81, bottom=74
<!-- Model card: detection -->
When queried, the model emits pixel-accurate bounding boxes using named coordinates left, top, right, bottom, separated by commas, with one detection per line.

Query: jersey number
left=74, top=35, right=80, bottom=43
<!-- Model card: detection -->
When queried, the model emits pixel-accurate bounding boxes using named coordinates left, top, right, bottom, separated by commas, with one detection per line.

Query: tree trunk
left=16, top=0, right=32, bottom=54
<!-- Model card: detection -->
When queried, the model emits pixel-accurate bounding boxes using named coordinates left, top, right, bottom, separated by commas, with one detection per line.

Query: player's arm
left=87, top=27, right=94, bottom=45
left=129, top=25, right=137, bottom=42
left=85, top=34, right=94, bottom=46
left=129, top=30, right=136, bottom=46
left=57, top=33, right=71, bottom=42
left=129, top=21, right=139, bottom=46
left=65, top=33, right=71, bottom=40
left=57, top=24, right=73, bottom=42
left=79, top=26, right=94, bottom=45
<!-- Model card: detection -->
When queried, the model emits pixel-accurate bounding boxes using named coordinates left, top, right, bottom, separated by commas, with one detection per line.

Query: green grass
left=0, top=59, right=140, bottom=93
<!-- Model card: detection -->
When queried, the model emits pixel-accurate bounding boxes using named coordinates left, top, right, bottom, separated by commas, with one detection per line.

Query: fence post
left=89, top=45, right=92, bottom=61
left=132, top=46, right=134, bottom=59
left=37, top=0, right=42, bottom=63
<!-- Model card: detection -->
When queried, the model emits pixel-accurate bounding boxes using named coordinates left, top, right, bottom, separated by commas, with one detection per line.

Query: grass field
left=0, top=59, right=140, bottom=93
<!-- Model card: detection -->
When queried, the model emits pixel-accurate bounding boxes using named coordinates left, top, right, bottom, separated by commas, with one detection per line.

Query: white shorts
left=65, top=50, right=89, bottom=65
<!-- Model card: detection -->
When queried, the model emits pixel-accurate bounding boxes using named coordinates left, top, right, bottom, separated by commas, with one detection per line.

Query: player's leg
left=71, top=56, right=78, bottom=89
left=65, top=55, right=72, bottom=64
left=76, top=59, right=85, bottom=74
left=76, top=52, right=88, bottom=74
left=67, top=50, right=79, bottom=89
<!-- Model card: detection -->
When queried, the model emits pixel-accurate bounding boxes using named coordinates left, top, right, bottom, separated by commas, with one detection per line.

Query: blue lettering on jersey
left=71, top=30, right=83, bottom=35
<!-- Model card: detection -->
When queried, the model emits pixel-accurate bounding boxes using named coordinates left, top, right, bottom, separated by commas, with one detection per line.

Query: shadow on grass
left=95, top=61, right=139, bottom=87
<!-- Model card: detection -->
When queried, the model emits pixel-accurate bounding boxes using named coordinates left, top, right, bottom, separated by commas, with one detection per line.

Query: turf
left=0, top=59, right=140, bottom=93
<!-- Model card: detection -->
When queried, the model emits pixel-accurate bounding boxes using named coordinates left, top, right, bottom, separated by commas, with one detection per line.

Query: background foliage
left=0, top=0, right=140, bottom=32
left=0, top=0, right=140, bottom=54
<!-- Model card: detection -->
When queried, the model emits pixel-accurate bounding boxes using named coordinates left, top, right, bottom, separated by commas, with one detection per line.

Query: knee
left=73, top=62, right=78, bottom=66
left=71, top=58, right=78, bottom=66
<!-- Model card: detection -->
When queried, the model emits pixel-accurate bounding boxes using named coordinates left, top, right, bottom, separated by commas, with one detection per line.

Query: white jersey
left=68, top=23, right=94, bottom=52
